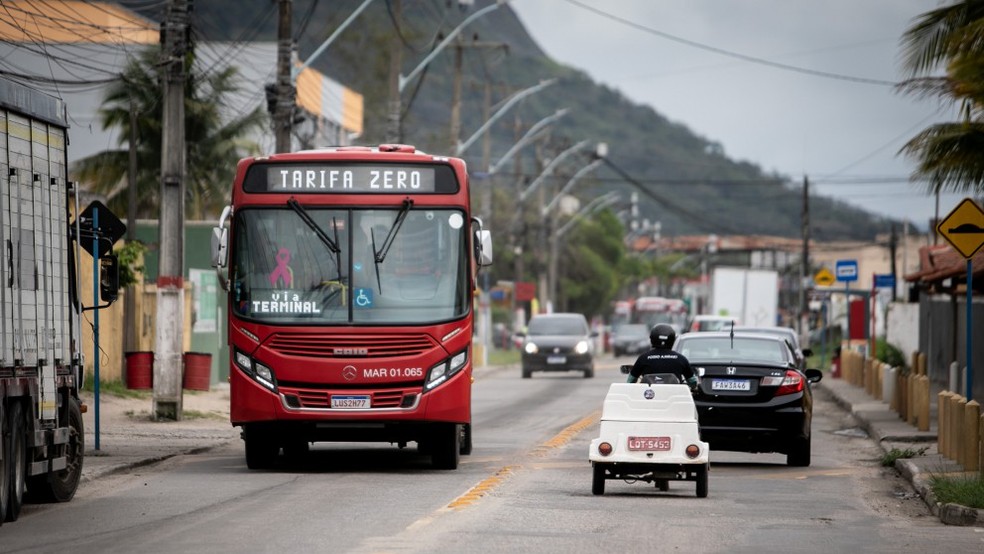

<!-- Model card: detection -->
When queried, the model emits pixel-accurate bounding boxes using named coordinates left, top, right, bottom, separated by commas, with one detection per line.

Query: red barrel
left=183, top=352, right=212, bottom=391
left=125, top=351, right=153, bottom=390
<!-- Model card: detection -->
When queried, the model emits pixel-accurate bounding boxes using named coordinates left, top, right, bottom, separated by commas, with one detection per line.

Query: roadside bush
left=929, top=474, right=984, bottom=509
left=875, top=337, right=906, bottom=369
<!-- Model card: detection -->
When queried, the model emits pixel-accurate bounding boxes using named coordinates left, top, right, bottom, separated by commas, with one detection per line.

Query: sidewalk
left=818, top=377, right=984, bottom=527
left=80, top=383, right=239, bottom=483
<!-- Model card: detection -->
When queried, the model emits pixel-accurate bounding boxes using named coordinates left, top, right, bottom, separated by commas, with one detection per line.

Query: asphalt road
left=4, top=359, right=983, bottom=553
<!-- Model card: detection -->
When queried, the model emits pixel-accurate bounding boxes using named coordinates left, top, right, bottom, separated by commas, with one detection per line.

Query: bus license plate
left=712, top=379, right=751, bottom=391
left=331, top=395, right=370, bottom=409
left=627, top=436, right=671, bottom=451
left=547, top=355, right=566, bottom=364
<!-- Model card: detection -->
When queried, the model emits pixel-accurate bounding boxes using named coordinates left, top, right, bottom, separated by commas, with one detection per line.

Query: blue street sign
left=835, top=259, right=858, bottom=282
left=873, top=274, right=896, bottom=289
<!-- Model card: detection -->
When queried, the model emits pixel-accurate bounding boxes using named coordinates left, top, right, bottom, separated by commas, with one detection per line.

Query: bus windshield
left=231, top=206, right=469, bottom=324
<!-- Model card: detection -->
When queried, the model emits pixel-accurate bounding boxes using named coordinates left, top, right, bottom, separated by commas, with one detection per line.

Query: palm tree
left=898, top=1, right=984, bottom=195
left=72, top=47, right=267, bottom=220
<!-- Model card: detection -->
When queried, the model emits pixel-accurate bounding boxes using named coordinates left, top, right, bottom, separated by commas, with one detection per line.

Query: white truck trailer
left=0, top=77, right=121, bottom=525
left=710, top=267, right=779, bottom=328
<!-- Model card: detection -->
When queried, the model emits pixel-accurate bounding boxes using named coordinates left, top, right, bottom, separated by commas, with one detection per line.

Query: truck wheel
left=459, top=423, right=472, bottom=456
left=431, top=423, right=460, bottom=470
left=696, top=463, right=709, bottom=498
left=244, top=426, right=279, bottom=470
left=0, top=403, right=8, bottom=526
left=787, top=435, right=811, bottom=467
left=655, top=479, right=669, bottom=492
left=591, top=464, right=606, bottom=495
left=27, top=397, right=84, bottom=503
left=5, top=402, right=26, bottom=521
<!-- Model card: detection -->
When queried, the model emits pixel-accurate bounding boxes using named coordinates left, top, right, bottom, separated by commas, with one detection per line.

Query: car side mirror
left=801, top=348, right=814, bottom=358
left=805, top=369, right=823, bottom=383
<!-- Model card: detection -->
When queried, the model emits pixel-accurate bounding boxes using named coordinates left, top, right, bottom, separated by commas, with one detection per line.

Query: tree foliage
left=72, top=47, right=266, bottom=220
left=898, top=1, right=984, bottom=195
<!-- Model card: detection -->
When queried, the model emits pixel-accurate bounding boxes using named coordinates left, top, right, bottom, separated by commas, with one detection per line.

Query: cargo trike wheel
left=696, top=463, right=709, bottom=498
left=591, top=464, right=606, bottom=495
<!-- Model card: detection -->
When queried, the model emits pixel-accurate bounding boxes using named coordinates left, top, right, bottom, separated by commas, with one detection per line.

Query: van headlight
left=425, top=350, right=468, bottom=391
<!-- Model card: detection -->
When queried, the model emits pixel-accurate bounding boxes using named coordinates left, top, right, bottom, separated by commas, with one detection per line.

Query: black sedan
left=675, top=332, right=823, bottom=466
left=518, top=313, right=597, bottom=379
left=611, top=323, right=650, bottom=357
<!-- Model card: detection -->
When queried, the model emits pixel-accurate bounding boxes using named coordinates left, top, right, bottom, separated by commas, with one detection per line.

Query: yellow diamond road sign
left=814, top=267, right=835, bottom=287
left=937, top=198, right=984, bottom=259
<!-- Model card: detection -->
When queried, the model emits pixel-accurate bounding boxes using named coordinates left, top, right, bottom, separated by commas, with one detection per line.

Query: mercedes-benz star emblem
left=342, top=365, right=357, bottom=381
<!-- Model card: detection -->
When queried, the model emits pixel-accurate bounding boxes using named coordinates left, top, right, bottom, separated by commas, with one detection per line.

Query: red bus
left=210, top=144, right=493, bottom=470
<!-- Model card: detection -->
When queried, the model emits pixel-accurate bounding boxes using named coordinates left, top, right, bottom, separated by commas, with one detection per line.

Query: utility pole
left=124, top=97, right=138, bottom=359
left=274, top=0, right=293, bottom=153
left=386, top=0, right=402, bottom=143
left=448, top=39, right=507, bottom=155
left=156, top=0, right=189, bottom=420
left=800, top=175, right=809, bottom=335
left=889, top=223, right=898, bottom=302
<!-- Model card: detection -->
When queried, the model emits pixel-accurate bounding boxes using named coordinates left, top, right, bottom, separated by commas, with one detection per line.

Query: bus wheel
left=0, top=402, right=8, bottom=526
left=431, top=423, right=460, bottom=470
left=5, top=401, right=26, bottom=521
left=27, top=397, right=84, bottom=503
left=244, top=426, right=278, bottom=470
left=459, top=423, right=472, bottom=456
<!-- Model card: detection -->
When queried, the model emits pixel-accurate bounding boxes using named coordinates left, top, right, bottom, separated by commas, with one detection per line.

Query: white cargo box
left=600, top=383, right=698, bottom=424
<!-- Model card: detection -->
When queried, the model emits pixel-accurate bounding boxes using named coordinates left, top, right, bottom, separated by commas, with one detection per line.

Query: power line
left=561, top=0, right=898, bottom=87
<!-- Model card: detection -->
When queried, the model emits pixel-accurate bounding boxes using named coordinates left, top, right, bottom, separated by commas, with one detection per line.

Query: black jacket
left=629, top=348, right=694, bottom=383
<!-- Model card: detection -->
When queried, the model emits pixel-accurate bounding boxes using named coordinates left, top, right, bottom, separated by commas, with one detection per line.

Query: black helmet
left=650, top=324, right=676, bottom=349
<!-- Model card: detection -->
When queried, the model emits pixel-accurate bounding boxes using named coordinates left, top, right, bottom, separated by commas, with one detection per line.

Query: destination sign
left=244, top=164, right=451, bottom=193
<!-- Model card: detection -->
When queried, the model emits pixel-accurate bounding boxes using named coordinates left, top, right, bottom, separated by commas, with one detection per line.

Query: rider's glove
left=687, top=375, right=699, bottom=391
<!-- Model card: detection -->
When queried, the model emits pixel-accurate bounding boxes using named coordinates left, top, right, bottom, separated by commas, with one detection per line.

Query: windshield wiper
left=287, top=197, right=344, bottom=288
left=371, top=198, right=413, bottom=292
left=288, top=198, right=339, bottom=254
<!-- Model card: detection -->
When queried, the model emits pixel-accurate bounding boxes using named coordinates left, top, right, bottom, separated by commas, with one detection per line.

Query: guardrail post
left=899, top=373, right=909, bottom=421
left=907, top=372, right=918, bottom=426
left=953, top=396, right=968, bottom=465
left=964, top=401, right=980, bottom=472
left=917, top=375, right=931, bottom=432
left=939, top=391, right=950, bottom=457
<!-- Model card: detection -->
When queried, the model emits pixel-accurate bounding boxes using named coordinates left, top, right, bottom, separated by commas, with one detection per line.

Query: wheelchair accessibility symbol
left=354, top=288, right=373, bottom=308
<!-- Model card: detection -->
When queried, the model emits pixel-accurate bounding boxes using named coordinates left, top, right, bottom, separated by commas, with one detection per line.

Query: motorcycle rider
left=627, top=324, right=699, bottom=390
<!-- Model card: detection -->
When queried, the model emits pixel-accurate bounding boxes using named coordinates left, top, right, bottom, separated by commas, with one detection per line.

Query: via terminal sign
left=937, top=197, right=984, bottom=259
left=835, top=259, right=858, bottom=283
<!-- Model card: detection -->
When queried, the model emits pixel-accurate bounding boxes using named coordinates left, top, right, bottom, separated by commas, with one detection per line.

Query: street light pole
left=456, top=79, right=557, bottom=157
left=487, top=108, right=568, bottom=174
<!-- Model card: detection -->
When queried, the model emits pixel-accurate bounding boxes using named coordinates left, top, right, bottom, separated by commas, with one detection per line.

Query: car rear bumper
left=696, top=401, right=810, bottom=454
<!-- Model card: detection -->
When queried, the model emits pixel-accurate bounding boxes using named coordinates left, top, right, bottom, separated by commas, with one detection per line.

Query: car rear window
left=679, top=337, right=785, bottom=363
left=528, top=316, right=588, bottom=336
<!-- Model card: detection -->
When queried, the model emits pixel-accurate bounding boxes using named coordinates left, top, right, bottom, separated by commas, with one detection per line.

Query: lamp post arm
left=555, top=192, right=619, bottom=239
left=457, top=79, right=558, bottom=156
left=488, top=107, right=567, bottom=174
left=294, top=0, right=377, bottom=81
left=400, top=0, right=506, bottom=93
left=541, top=158, right=603, bottom=217
left=520, top=139, right=589, bottom=204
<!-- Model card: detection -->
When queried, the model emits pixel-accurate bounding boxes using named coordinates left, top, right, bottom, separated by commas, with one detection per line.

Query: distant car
left=611, top=324, right=650, bottom=357
left=518, top=313, right=597, bottom=379
left=686, top=315, right=740, bottom=333
left=675, top=331, right=823, bottom=466
left=732, top=325, right=813, bottom=370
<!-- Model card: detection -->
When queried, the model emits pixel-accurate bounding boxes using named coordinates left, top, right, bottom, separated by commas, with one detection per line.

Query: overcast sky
left=510, top=0, right=968, bottom=232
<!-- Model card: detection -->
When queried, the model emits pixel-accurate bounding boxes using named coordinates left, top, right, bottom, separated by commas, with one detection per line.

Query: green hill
left=124, top=0, right=895, bottom=242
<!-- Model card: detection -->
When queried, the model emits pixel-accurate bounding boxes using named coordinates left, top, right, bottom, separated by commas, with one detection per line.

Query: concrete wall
left=886, top=302, right=919, bottom=363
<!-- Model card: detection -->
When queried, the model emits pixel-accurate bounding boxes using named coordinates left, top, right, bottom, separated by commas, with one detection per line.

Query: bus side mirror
left=99, top=255, right=119, bottom=303
left=211, top=226, right=228, bottom=268
left=476, top=229, right=493, bottom=267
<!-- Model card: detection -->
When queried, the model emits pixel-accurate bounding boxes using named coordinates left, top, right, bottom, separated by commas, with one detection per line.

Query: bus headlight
left=424, top=350, right=468, bottom=391
left=234, top=349, right=276, bottom=391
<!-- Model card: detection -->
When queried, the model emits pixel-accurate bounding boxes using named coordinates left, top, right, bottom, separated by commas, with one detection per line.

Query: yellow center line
left=443, top=410, right=601, bottom=511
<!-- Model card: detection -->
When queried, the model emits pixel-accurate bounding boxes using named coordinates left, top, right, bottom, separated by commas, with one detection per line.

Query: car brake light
left=598, top=442, right=613, bottom=456
left=774, top=370, right=804, bottom=395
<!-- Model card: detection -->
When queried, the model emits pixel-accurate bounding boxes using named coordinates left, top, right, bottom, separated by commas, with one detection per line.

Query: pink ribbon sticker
left=269, top=248, right=293, bottom=287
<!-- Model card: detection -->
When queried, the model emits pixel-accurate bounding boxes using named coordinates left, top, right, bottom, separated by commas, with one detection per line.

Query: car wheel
left=583, top=368, right=594, bottom=379
left=696, top=463, right=709, bottom=498
left=521, top=367, right=531, bottom=379
left=787, top=435, right=811, bottom=467
left=591, top=464, right=606, bottom=495
left=244, top=425, right=279, bottom=470
left=0, top=402, right=8, bottom=526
